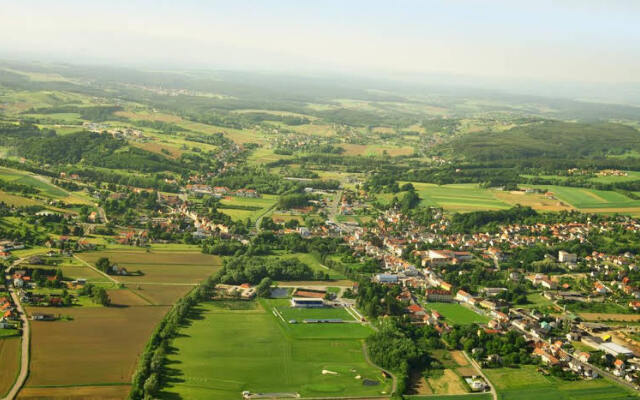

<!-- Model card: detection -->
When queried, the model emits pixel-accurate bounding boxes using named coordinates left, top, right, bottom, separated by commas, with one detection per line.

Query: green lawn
left=277, top=305, right=355, bottom=322
left=484, top=365, right=637, bottom=400
left=162, top=300, right=390, bottom=399
left=277, top=252, right=346, bottom=280
left=425, top=302, right=490, bottom=325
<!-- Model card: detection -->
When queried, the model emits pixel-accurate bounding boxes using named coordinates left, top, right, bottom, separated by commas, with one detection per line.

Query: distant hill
left=446, top=121, right=640, bottom=161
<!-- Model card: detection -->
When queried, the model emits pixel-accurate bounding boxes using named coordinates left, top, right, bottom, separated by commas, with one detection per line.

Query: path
left=2, top=258, right=29, bottom=400
left=362, top=342, right=397, bottom=397
left=462, top=351, right=497, bottom=400
left=73, top=255, right=120, bottom=285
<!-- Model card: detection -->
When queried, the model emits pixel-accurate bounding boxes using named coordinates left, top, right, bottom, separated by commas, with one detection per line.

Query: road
left=2, top=259, right=29, bottom=400
left=463, top=351, right=497, bottom=400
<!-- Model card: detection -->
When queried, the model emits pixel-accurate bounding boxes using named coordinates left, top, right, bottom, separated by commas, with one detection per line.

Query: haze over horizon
left=1, top=0, right=639, bottom=88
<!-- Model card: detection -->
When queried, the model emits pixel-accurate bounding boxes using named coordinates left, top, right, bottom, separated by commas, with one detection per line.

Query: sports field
left=484, top=365, right=637, bottom=400
left=277, top=305, right=355, bottom=322
left=163, top=300, right=390, bottom=399
left=425, top=303, right=490, bottom=325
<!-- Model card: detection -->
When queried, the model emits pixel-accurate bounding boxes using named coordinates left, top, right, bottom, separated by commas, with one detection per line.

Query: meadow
left=162, top=300, right=390, bottom=399
left=484, top=365, right=637, bottom=400
left=425, top=303, right=490, bottom=325
left=277, top=305, right=355, bottom=322
left=218, top=194, right=279, bottom=222
left=276, top=252, right=347, bottom=280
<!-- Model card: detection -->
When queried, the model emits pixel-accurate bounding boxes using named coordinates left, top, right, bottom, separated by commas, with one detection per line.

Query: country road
left=2, top=258, right=29, bottom=400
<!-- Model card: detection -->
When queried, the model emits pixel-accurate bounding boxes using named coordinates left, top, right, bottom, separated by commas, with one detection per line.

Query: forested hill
left=16, top=130, right=182, bottom=173
left=445, top=121, right=640, bottom=161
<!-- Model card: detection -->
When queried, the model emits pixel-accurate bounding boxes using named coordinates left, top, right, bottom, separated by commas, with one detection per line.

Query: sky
left=1, top=0, right=640, bottom=84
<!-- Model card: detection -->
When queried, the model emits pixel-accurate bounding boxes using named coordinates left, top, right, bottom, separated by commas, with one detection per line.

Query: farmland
left=21, top=247, right=223, bottom=398
left=424, top=303, right=490, bottom=325
left=25, top=306, right=170, bottom=387
left=218, top=194, right=279, bottom=222
left=0, top=337, right=20, bottom=397
left=162, top=300, right=389, bottom=399
left=484, top=365, right=636, bottom=400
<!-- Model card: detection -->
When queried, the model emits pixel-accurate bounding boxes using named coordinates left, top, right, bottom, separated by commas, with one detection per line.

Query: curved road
left=3, top=259, right=30, bottom=400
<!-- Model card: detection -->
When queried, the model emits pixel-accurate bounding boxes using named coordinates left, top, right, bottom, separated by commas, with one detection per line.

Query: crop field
left=163, top=300, right=389, bottom=399
left=494, top=191, right=573, bottom=212
left=0, top=167, right=92, bottom=205
left=378, top=183, right=511, bottom=213
left=0, top=337, right=20, bottom=397
left=407, top=395, right=492, bottom=400
left=25, top=306, right=170, bottom=388
left=428, top=369, right=468, bottom=395
left=77, top=250, right=221, bottom=284
left=218, top=194, right=278, bottom=221
left=425, top=303, right=490, bottom=325
left=484, top=365, right=636, bottom=400
left=131, top=141, right=183, bottom=159
left=529, top=185, right=640, bottom=211
left=129, top=284, right=194, bottom=306
left=18, top=385, right=132, bottom=400
left=341, top=143, right=414, bottom=156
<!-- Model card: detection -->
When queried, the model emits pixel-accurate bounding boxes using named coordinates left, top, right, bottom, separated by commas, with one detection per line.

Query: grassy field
left=162, top=300, right=389, bottom=399
left=425, top=303, right=490, bottom=325
left=218, top=194, right=278, bottom=222
left=0, top=166, right=92, bottom=205
left=407, top=395, right=492, bottom=400
left=277, top=252, right=346, bottom=280
left=484, top=365, right=637, bottom=400
left=378, top=183, right=511, bottom=213
left=527, top=185, right=640, bottom=214
left=0, top=337, right=20, bottom=397
left=277, top=305, right=355, bottom=322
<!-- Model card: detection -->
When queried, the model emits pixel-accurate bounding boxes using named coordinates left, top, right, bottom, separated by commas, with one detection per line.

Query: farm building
left=291, top=297, right=325, bottom=308
left=599, top=342, right=634, bottom=357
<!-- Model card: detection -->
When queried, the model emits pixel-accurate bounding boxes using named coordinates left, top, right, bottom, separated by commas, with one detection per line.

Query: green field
left=277, top=305, right=355, bottom=322
left=529, top=185, right=640, bottom=210
left=425, top=302, right=490, bottom=325
left=407, top=395, right=492, bottom=400
left=484, top=365, right=637, bottom=400
left=378, top=183, right=510, bottom=213
left=277, top=252, right=347, bottom=280
left=162, top=300, right=390, bottom=399
left=218, top=194, right=278, bottom=222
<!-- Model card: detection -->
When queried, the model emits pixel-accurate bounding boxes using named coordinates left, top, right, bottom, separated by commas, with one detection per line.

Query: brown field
left=0, top=337, right=20, bottom=397
left=427, top=369, right=468, bottom=395
left=455, top=366, right=478, bottom=376
left=341, top=143, right=414, bottom=156
left=408, top=372, right=433, bottom=395
left=78, top=250, right=220, bottom=266
left=76, top=251, right=221, bottom=284
left=579, top=313, right=640, bottom=322
left=581, top=207, right=640, bottom=216
left=18, top=385, right=131, bottom=400
left=25, top=306, right=169, bottom=387
left=131, top=141, right=183, bottom=159
left=114, top=110, right=182, bottom=123
left=450, top=350, right=469, bottom=366
left=106, top=289, right=151, bottom=306
left=495, top=191, right=574, bottom=212
left=129, top=284, right=194, bottom=305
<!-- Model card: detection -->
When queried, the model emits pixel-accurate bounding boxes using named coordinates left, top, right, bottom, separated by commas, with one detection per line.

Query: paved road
left=2, top=259, right=29, bottom=400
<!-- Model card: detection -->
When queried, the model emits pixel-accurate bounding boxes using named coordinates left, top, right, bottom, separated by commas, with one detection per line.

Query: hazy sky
left=1, top=0, right=639, bottom=83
